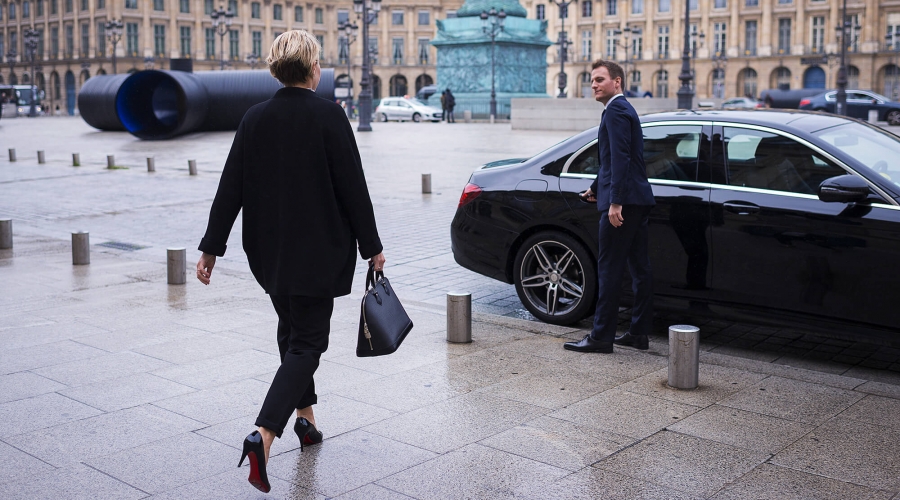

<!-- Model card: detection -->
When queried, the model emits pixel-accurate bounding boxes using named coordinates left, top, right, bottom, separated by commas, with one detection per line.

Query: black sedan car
left=799, top=89, right=900, bottom=125
left=451, top=110, right=900, bottom=342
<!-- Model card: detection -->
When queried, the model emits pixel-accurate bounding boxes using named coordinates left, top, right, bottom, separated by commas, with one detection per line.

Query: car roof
left=640, top=109, right=855, bottom=134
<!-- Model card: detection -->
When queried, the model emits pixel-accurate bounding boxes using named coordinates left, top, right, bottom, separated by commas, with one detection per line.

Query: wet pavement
left=1, top=117, right=899, bottom=499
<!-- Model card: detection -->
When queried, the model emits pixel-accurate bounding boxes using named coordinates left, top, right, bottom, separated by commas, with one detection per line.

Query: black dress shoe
left=613, top=332, right=649, bottom=350
left=563, top=334, right=614, bottom=353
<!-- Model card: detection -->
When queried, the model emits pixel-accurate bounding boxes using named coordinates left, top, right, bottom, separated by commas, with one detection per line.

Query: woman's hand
left=369, top=252, right=386, bottom=272
left=197, top=253, right=217, bottom=285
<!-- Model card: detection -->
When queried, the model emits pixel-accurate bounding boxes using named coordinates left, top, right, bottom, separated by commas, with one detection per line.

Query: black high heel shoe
left=238, top=431, right=271, bottom=493
left=294, top=417, right=323, bottom=451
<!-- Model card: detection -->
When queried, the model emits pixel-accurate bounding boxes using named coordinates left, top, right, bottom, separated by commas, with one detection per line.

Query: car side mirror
left=818, top=175, right=870, bottom=203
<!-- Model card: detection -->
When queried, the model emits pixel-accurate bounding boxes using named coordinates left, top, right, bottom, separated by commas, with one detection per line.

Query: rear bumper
left=450, top=209, right=516, bottom=284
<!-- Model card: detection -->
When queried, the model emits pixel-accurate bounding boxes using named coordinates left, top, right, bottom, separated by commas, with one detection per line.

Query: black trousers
left=255, top=295, right=333, bottom=438
left=590, top=204, right=654, bottom=343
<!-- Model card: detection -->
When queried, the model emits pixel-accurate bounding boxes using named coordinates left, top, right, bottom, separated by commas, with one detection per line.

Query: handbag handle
left=365, top=262, right=385, bottom=291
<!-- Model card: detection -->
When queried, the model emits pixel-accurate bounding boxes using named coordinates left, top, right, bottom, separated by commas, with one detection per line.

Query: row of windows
left=1, top=0, right=106, bottom=19
left=536, top=0, right=810, bottom=20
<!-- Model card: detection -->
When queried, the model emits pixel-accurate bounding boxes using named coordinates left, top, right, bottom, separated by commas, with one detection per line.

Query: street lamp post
left=833, top=0, right=859, bottom=116
left=711, top=51, right=727, bottom=98
left=613, top=27, right=642, bottom=93
left=888, top=33, right=900, bottom=100
left=480, top=8, right=506, bottom=121
left=676, top=0, right=695, bottom=109
left=23, top=28, right=40, bottom=117
left=353, top=0, right=382, bottom=132
left=6, top=48, right=16, bottom=84
left=211, top=5, right=235, bottom=71
left=105, top=19, right=123, bottom=74
left=245, top=53, right=260, bottom=69
left=550, top=0, right=576, bottom=98
left=340, top=21, right=359, bottom=118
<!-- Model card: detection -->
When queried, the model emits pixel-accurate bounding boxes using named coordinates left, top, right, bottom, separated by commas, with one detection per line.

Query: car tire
left=513, top=232, right=596, bottom=326
left=412, top=113, right=421, bottom=123
left=887, top=110, right=900, bottom=126
left=378, top=113, right=388, bottom=122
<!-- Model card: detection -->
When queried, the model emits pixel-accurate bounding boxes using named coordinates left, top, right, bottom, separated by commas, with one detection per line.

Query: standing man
left=564, top=60, right=656, bottom=354
left=445, top=88, right=456, bottom=123
left=440, top=90, right=447, bottom=121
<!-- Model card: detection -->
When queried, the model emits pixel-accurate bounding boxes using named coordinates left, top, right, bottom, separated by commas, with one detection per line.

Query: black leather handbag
left=357, top=264, right=413, bottom=357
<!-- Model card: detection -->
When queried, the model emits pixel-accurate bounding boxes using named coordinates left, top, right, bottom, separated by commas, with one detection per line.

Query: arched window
left=739, top=68, right=758, bottom=98
left=802, top=66, right=825, bottom=89
left=414, top=74, right=433, bottom=93
left=22, top=73, right=30, bottom=84
left=79, top=69, right=90, bottom=87
left=656, top=70, right=668, bottom=98
left=96, top=69, right=107, bottom=76
left=389, top=74, right=407, bottom=96
left=772, top=67, right=791, bottom=90
left=578, top=71, right=591, bottom=98
left=51, top=71, right=60, bottom=100
left=847, top=65, right=859, bottom=90
left=710, top=68, right=725, bottom=98
left=9, top=73, right=18, bottom=85
left=372, top=75, right=382, bottom=100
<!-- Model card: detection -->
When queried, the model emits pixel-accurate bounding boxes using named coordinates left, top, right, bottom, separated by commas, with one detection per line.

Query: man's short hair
left=267, top=30, right=320, bottom=86
left=592, top=59, right=626, bottom=87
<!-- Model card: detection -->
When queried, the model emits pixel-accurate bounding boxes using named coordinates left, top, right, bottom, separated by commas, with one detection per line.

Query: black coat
left=199, top=87, right=382, bottom=298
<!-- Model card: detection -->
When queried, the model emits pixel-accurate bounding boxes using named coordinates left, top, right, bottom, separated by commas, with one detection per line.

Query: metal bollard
left=869, top=109, right=879, bottom=124
left=188, top=160, right=197, bottom=175
left=147, top=157, right=156, bottom=172
left=72, top=231, right=90, bottom=265
left=446, top=293, right=472, bottom=343
left=72, top=153, right=80, bottom=167
left=463, top=110, right=473, bottom=123
left=167, top=248, right=186, bottom=285
left=37, top=151, right=45, bottom=164
left=422, top=173, right=432, bottom=194
left=0, top=219, right=12, bottom=249
left=668, top=325, right=700, bottom=389
left=107, top=155, right=116, bottom=168
left=9, top=149, right=16, bottom=162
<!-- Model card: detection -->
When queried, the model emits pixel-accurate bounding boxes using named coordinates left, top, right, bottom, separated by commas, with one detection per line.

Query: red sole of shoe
left=246, top=451, right=271, bottom=493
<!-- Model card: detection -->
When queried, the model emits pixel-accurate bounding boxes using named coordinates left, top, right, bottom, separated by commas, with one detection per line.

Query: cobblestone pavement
left=1, top=116, right=899, bottom=499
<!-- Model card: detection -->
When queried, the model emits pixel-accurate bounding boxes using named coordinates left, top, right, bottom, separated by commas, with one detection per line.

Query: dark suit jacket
left=199, top=87, right=382, bottom=298
left=589, top=96, right=655, bottom=210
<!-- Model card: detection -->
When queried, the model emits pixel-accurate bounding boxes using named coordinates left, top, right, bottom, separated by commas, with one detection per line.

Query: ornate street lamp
left=353, top=0, right=382, bottom=132
left=834, top=0, right=860, bottom=116
left=887, top=33, right=900, bottom=101
left=480, top=8, right=506, bottom=121
left=105, top=19, right=124, bottom=74
left=6, top=48, right=16, bottom=84
left=613, top=27, right=642, bottom=93
left=23, top=27, right=40, bottom=117
left=211, top=4, right=235, bottom=71
left=245, top=53, right=260, bottom=69
left=550, top=0, right=576, bottom=98
left=676, top=0, right=694, bottom=109
left=711, top=51, right=727, bottom=98
left=340, top=20, right=359, bottom=117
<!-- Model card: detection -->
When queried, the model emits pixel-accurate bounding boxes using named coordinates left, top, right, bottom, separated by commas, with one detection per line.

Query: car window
left=723, top=127, right=846, bottom=195
left=643, top=125, right=702, bottom=181
left=813, top=122, right=900, bottom=191
left=399, top=102, right=412, bottom=109
left=847, top=92, right=870, bottom=102
left=566, top=143, right=600, bottom=176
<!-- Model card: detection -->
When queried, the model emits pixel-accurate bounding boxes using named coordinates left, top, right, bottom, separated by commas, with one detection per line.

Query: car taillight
left=458, top=183, right=482, bottom=208
left=799, top=99, right=811, bottom=107
left=755, top=102, right=764, bottom=108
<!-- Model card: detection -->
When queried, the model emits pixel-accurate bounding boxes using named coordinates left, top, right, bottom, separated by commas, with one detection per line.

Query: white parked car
left=374, top=97, right=443, bottom=123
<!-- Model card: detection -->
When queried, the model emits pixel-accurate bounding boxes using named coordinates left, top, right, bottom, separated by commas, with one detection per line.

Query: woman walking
left=195, top=30, right=384, bottom=493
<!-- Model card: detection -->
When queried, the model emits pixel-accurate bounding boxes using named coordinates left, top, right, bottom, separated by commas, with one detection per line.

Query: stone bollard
left=463, top=110, right=472, bottom=123
left=147, top=157, right=156, bottom=172
left=72, top=153, right=81, bottom=167
left=422, top=173, right=432, bottom=194
left=107, top=155, right=116, bottom=168
left=869, top=109, right=879, bottom=124
left=0, top=219, right=12, bottom=249
left=167, top=248, right=186, bottom=285
left=668, top=325, right=700, bottom=389
left=446, top=292, right=472, bottom=343
left=188, top=160, right=197, bottom=175
left=9, top=149, right=16, bottom=162
left=37, top=151, right=46, bottom=164
left=72, top=231, right=90, bottom=265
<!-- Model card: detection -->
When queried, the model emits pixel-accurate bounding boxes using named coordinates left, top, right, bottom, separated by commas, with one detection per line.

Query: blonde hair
left=267, top=30, right=320, bottom=86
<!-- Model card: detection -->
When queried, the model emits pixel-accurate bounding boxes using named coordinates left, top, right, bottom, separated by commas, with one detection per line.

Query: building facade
left=0, top=0, right=462, bottom=114
left=3, top=0, right=900, bottom=114
left=528, top=0, right=900, bottom=101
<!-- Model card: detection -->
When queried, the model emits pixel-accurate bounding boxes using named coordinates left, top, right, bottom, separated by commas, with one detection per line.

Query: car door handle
left=723, top=202, right=760, bottom=215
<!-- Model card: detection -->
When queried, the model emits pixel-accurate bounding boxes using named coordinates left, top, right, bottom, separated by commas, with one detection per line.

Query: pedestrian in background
left=440, top=90, right=448, bottom=121
left=196, top=30, right=385, bottom=493
left=446, top=88, right=456, bottom=123
left=565, top=59, right=655, bottom=354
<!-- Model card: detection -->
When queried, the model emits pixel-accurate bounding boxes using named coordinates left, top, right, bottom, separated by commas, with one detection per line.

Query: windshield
left=15, top=89, right=35, bottom=105
left=812, top=123, right=900, bottom=189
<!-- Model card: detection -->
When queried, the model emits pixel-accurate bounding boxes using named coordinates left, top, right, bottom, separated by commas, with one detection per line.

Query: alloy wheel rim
left=520, top=240, right=585, bottom=316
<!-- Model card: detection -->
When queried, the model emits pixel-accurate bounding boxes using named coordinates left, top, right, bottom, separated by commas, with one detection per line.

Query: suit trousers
left=590, top=204, right=654, bottom=343
left=255, top=294, right=333, bottom=438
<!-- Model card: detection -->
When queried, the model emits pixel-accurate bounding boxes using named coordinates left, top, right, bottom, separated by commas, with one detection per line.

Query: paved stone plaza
left=1, top=117, right=900, bottom=499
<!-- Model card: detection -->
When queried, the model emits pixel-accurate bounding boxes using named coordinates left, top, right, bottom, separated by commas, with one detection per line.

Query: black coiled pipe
left=79, top=68, right=335, bottom=140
